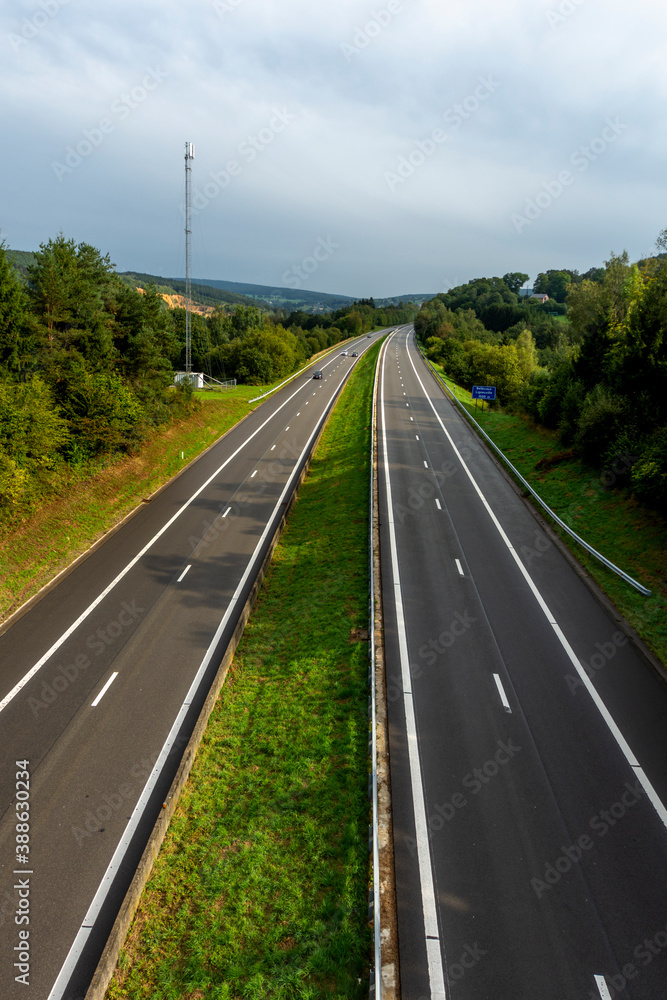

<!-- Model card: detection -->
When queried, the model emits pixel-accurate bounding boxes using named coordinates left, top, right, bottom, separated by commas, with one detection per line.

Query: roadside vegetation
left=105, top=342, right=380, bottom=1000
left=417, top=234, right=667, bottom=514
left=0, top=236, right=413, bottom=528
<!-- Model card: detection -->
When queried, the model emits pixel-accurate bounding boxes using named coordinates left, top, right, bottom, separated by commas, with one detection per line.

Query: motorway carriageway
left=378, top=329, right=667, bottom=1000
left=0, top=330, right=386, bottom=1000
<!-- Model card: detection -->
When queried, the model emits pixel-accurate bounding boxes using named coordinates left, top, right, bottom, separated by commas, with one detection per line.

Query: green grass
left=105, top=344, right=382, bottom=1000
left=429, top=362, right=667, bottom=665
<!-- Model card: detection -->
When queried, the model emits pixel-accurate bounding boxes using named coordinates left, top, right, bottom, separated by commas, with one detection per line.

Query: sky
left=1, top=0, right=666, bottom=299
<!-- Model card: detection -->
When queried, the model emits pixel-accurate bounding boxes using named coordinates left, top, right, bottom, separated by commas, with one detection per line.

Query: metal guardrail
left=369, top=338, right=384, bottom=999
left=420, top=347, right=652, bottom=597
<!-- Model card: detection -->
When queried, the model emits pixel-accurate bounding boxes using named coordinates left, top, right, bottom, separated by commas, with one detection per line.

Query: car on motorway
left=341, top=350, right=348, bottom=356
left=313, top=370, right=323, bottom=379
left=351, top=352, right=358, bottom=357
left=367, top=334, right=371, bottom=338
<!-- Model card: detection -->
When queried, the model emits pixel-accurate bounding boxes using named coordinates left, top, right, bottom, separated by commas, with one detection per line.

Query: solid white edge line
left=493, top=673, right=512, bottom=713
left=370, top=338, right=382, bottom=1000
left=594, top=974, right=612, bottom=999
left=405, top=334, right=667, bottom=831
left=455, top=559, right=463, bottom=576
left=0, top=371, right=321, bottom=715
left=380, top=333, right=448, bottom=999
left=176, top=565, right=191, bottom=583
left=91, top=673, right=118, bottom=708
left=46, top=355, right=359, bottom=1000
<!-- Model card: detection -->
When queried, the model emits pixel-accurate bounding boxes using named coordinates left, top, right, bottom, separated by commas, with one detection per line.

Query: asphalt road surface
left=378, top=329, right=667, bottom=1000
left=0, top=333, right=381, bottom=1000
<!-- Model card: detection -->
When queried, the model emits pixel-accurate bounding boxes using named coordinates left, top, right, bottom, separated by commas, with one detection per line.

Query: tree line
left=417, top=237, right=667, bottom=510
left=0, top=233, right=416, bottom=518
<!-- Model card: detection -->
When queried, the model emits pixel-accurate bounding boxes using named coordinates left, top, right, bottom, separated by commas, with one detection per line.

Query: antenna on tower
left=184, top=141, right=195, bottom=376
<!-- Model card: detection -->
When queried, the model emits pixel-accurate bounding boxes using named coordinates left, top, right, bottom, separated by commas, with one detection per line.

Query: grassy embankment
left=105, top=345, right=380, bottom=1000
left=431, top=363, right=667, bottom=665
left=0, top=385, right=267, bottom=624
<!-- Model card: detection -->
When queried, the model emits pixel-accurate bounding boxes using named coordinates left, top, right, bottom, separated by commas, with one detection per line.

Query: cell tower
left=184, top=141, right=195, bottom=375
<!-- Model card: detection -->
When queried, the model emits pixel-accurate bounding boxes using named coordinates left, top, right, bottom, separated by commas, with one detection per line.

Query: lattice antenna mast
left=184, top=141, right=195, bottom=374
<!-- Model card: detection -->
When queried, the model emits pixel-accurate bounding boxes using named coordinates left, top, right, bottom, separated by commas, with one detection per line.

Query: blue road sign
left=472, top=385, right=496, bottom=400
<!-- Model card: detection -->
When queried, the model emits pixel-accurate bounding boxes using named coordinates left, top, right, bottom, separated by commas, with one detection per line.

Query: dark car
left=351, top=352, right=358, bottom=357
left=313, top=370, right=323, bottom=379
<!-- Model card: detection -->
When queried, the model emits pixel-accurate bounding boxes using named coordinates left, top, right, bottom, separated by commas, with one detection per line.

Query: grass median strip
left=105, top=346, right=381, bottom=1000
left=429, top=362, right=667, bottom=665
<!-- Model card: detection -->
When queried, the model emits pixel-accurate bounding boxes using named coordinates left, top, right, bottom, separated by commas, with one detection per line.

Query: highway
left=0, top=333, right=380, bottom=1000
left=377, top=329, right=667, bottom=999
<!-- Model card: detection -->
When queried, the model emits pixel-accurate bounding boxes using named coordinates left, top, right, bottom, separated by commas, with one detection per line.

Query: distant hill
left=5, top=249, right=36, bottom=278
left=189, top=277, right=356, bottom=312
left=5, top=250, right=433, bottom=313
left=375, top=293, right=437, bottom=307
left=119, top=272, right=262, bottom=310
left=189, top=279, right=436, bottom=311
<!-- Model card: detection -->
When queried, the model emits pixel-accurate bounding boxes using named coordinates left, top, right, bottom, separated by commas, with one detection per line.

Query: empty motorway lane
left=378, top=329, right=667, bottom=999
left=0, top=334, right=382, bottom=1000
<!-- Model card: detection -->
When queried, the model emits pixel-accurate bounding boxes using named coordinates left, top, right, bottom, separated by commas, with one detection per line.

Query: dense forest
left=0, top=234, right=415, bottom=518
left=416, top=236, right=667, bottom=510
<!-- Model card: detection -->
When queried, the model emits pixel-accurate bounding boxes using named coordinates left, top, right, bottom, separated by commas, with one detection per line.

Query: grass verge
left=0, top=386, right=269, bottom=625
left=105, top=345, right=381, bottom=1000
left=429, top=361, right=667, bottom=665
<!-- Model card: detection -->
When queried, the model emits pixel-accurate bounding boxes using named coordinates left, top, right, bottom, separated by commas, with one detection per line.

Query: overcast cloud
left=1, top=0, right=666, bottom=297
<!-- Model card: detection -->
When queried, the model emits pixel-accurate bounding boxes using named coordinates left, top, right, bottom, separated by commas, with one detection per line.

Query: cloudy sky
left=2, top=0, right=666, bottom=298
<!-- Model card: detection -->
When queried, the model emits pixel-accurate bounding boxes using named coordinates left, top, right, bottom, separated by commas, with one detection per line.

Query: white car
left=341, top=350, right=348, bottom=356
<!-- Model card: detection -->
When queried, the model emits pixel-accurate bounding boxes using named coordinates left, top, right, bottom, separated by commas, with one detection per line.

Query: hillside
left=6, top=251, right=432, bottom=313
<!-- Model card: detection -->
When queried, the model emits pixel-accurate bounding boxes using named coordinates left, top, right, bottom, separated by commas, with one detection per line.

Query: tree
left=502, top=272, right=530, bottom=295
left=0, top=243, right=33, bottom=372
left=514, top=328, right=539, bottom=380
left=27, top=234, right=116, bottom=365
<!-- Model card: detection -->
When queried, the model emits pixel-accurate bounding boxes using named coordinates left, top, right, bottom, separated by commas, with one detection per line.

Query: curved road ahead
left=0, top=333, right=380, bottom=1000
left=378, top=329, right=667, bottom=1000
